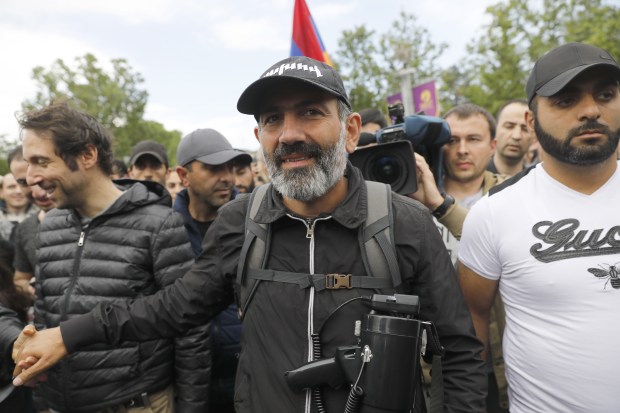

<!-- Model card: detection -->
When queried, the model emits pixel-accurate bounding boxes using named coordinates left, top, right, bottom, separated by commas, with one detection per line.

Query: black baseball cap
left=526, top=42, right=620, bottom=104
left=237, top=56, right=351, bottom=117
left=177, top=128, right=252, bottom=167
left=129, top=140, right=168, bottom=167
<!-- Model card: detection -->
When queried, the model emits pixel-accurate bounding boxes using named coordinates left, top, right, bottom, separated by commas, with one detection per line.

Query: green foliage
left=0, top=134, right=17, bottom=176
left=334, top=12, right=446, bottom=114
left=335, top=0, right=620, bottom=118
left=22, top=54, right=178, bottom=160
left=121, top=121, right=183, bottom=166
left=446, top=0, right=620, bottom=115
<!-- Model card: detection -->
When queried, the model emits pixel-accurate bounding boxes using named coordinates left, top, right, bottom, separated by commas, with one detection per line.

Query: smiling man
left=0, top=172, right=33, bottom=242
left=12, top=57, right=485, bottom=413
left=458, top=43, right=620, bottom=413
left=9, top=102, right=207, bottom=413
left=8, top=145, right=54, bottom=293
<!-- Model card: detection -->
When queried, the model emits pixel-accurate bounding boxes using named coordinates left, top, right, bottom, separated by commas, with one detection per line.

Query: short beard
left=263, top=126, right=348, bottom=202
left=533, top=114, right=620, bottom=166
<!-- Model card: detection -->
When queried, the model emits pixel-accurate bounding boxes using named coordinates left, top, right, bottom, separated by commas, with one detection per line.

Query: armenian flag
left=290, top=0, right=333, bottom=66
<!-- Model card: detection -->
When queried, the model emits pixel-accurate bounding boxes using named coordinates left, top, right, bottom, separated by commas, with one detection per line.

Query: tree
left=0, top=134, right=15, bottom=176
left=445, top=0, right=620, bottom=115
left=334, top=12, right=447, bottom=114
left=334, top=26, right=385, bottom=111
left=22, top=54, right=180, bottom=161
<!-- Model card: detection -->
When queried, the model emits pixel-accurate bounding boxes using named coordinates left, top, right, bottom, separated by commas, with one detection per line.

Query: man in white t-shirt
left=458, top=42, right=620, bottom=413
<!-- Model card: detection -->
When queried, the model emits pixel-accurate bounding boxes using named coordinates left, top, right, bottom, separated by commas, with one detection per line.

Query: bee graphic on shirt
left=588, top=263, right=620, bottom=290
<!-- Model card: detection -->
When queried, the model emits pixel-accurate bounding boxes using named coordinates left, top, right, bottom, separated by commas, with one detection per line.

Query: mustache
left=273, top=142, right=322, bottom=165
left=567, top=120, right=611, bottom=141
left=213, top=184, right=232, bottom=191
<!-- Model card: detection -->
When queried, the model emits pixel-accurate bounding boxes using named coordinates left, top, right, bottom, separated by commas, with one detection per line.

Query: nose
left=577, top=93, right=602, bottom=122
left=26, top=164, right=42, bottom=187
left=457, top=139, right=469, bottom=155
left=142, top=166, right=155, bottom=180
left=220, top=165, right=234, bottom=183
left=31, top=184, right=47, bottom=199
left=279, top=113, right=305, bottom=145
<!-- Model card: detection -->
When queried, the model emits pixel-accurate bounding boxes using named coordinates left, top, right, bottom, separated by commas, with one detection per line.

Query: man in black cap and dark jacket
left=13, top=57, right=486, bottom=412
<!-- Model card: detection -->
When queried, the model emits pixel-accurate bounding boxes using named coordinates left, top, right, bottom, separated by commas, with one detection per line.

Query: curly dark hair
left=17, top=101, right=115, bottom=176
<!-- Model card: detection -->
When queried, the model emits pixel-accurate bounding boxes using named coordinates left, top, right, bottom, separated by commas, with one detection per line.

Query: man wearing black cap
left=174, top=128, right=251, bottom=413
left=128, top=140, right=170, bottom=187
left=13, top=57, right=485, bottom=413
left=458, top=42, right=620, bottom=412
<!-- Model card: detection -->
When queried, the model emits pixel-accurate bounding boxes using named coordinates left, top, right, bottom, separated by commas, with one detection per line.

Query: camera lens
left=371, top=155, right=402, bottom=185
left=348, top=140, right=418, bottom=195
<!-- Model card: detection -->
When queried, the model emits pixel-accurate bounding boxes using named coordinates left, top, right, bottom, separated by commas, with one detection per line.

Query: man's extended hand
left=12, top=326, right=67, bottom=386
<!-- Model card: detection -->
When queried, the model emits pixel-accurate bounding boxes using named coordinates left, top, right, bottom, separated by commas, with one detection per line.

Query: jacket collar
left=69, top=180, right=169, bottom=223
left=253, top=162, right=367, bottom=229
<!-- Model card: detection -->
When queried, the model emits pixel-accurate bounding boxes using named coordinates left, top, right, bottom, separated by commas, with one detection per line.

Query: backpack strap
left=235, top=183, right=271, bottom=320
left=360, top=181, right=402, bottom=288
left=236, top=181, right=403, bottom=318
left=247, top=269, right=393, bottom=291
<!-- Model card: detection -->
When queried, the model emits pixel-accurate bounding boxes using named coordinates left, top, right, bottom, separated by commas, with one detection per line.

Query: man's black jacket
left=62, top=165, right=486, bottom=412
left=33, top=181, right=206, bottom=412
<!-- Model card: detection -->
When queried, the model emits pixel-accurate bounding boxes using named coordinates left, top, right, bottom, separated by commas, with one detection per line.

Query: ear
left=345, top=112, right=362, bottom=154
left=490, top=137, right=497, bottom=153
left=253, top=126, right=260, bottom=145
left=525, top=109, right=535, bottom=133
left=80, top=144, right=99, bottom=170
left=176, top=165, right=190, bottom=187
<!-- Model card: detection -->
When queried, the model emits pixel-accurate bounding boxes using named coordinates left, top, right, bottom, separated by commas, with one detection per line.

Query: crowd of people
left=0, top=41, right=618, bottom=413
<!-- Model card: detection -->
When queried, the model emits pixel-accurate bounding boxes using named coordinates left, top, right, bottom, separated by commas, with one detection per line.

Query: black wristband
left=431, top=194, right=455, bottom=219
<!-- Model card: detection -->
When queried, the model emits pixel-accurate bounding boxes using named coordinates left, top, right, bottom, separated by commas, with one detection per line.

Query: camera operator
left=410, top=104, right=505, bottom=254
left=409, top=103, right=509, bottom=413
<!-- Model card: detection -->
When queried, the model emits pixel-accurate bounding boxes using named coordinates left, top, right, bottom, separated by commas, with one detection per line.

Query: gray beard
left=263, top=126, right=347, bottom=202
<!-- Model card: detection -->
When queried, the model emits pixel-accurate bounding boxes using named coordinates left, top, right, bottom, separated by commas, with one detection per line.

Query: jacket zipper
left=61, top=226, right=88, bottom=409
left=288, top=214, right=331, bottom=413
left=62, top=229, right=87, bottom=321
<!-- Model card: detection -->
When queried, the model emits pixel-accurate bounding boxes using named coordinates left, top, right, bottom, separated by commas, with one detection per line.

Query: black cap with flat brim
left=129, top=140, right=169, bottom=166
left=526, top=42, right=620, bottom=104
left=237, top=56, right=351, bottom=118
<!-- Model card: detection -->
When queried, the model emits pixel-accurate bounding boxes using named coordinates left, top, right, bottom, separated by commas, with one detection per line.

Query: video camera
left=350, top=104, right=451, bottom=195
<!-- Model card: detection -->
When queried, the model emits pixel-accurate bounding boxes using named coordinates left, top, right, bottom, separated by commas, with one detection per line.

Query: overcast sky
left=0, top=0, right=497, bottom=152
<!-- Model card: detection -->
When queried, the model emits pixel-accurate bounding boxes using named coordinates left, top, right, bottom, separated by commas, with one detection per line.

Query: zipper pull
left=78, top=231, right=85, bottom=246
left=306, top=218, right=314, bottom=239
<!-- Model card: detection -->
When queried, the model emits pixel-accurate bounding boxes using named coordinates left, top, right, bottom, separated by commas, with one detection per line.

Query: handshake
left=11, top=325, right=67, bottom=387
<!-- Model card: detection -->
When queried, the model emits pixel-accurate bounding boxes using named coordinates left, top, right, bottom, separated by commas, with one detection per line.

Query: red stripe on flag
left=291, top=0, right=327, bottom=62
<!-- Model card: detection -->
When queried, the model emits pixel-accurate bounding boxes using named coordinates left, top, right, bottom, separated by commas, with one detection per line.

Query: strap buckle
left=326, top=273, right=352, bottom=289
